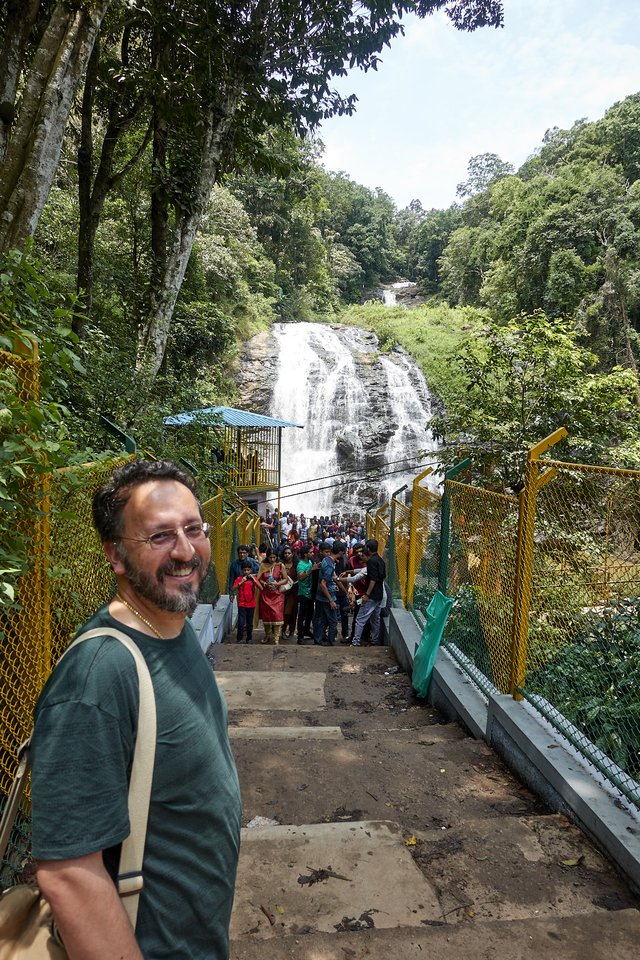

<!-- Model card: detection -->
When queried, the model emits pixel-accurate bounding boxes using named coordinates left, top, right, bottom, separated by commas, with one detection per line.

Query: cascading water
left=269, top=322, right=439, bottom=515
left=381, top=281, right=417, bottom=307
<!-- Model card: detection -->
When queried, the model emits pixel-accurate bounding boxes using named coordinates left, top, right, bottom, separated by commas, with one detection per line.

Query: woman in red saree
left=258, top=548, right=288, bottom=643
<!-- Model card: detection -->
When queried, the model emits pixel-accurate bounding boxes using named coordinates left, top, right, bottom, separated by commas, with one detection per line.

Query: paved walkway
left=212, top=630, right=640, bottom=959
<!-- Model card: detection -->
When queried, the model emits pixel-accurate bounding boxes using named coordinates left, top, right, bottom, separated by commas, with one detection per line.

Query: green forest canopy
left=3, top=6, right=640, bottom=597
left=0, top=0, right=506, bottom=610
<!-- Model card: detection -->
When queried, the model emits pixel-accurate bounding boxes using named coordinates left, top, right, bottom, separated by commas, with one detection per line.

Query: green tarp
left=412, top=590, right=455, bottom=698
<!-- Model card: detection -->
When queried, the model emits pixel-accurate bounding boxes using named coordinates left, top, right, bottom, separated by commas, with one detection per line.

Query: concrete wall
left=190, top=595, right=236, bottom=652
left=386, top=605, right=640, bottom=894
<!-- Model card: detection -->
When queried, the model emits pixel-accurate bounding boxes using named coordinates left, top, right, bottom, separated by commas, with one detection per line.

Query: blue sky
left=318, top=0, right=640, bottom=211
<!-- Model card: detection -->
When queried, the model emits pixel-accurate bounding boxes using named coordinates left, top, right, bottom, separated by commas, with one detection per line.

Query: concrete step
left=231, top=820, right=440, bottom=941
left=232, top=726, right=545, bottom=834
left=230, top=909, right=640, bottom=960
left=212, top=640, right=447, bottom=735
left=230, top=816, right=637, bottom=944
left=409, top=812, right=636, bottom=924
left=218, top=636, right=640, bottom=957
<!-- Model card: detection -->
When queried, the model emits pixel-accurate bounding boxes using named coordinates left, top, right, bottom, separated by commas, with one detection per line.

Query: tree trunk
left=0, top=0, right=40, bottom=164
left=75, top=25, right=151, bottom=338
left=136, top=91, right=239, bottom=378
left=149, top=25, right=170, bottom=316
left=0, top=0, right=111, bottom=252
left=76, top=37, right=100, bottom=331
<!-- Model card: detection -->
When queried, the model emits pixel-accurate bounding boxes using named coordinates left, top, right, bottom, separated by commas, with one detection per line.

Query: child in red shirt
left=233, top=561, right=262, bottom=644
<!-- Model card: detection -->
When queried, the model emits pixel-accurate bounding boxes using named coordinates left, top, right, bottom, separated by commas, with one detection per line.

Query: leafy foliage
left=432, top=311, right=640, bottom=488
left=435, top=95, right=640, bottom=381
left=527, top=599, right=640, bottom=780
left=339, top=300, right=484, bottom=407
left=0, top=251, right=83, bottom=616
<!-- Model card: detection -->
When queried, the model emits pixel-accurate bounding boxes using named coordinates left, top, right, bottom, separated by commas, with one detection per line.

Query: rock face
left=234, top=321, right=440, bottom=514
left=233, top=329, right=276, bottom=415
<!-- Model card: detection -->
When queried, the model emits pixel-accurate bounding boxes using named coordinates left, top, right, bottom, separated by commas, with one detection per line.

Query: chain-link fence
left=444, top=482, right=519, bottom=696
left=0, top=341, right=48, bottom=888
left=199, top=492, right=262, bottom=600
left=1, top=445, right=262, bottom=887
left=0, top=455, right=133, bottom=888
left=518, top=459, right=640, bottom=805
left=386, top=470, right=441, bottom=611
left=388, top=497, right=411, bottom=603
left=366, top=504, right=390, bottom=556
left=412, top=443, right=640, bottom=806
left=406, top=471, right=441, bottom=614
left=381, top=432, right=640, bottom=808
left=49, top=458, right=134, bottom=662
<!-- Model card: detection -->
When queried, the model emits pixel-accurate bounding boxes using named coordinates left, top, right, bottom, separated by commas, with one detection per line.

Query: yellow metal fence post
left=212, top=491, right=224, bottom=593
left=510, top=428, right=568, bottom=698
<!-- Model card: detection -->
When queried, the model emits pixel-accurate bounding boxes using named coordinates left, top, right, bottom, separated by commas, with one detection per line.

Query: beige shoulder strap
left=60, top=627, right=157, bottom=931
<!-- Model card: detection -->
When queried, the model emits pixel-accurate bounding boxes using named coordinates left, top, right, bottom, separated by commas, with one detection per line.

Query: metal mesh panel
left=373, top=505, right=390, bottom=557
left=444, top=481, right=519, bottom=694
left=1, top=455, right=133, bottom=888
left=1, top=421, right=258, bottom=887
left=234, top=505, right=262, bottom=551
left=1, top=345, right=47, bottom=888
left=201, top=491, right=247, bottom=599
left=49, top=458, right=134, bottom=663
left=365, top=511, right=374, bottom=540
left=202, top=493, right=223, bottom=599
left=407, top=482, right=441, bottom=613
left=390, top=499, right=411, bottom=603
left=520, top=460, right=640, bottom=797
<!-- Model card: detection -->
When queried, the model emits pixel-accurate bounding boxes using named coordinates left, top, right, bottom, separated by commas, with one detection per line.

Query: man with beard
left=30, top=460, right=241, bottom=960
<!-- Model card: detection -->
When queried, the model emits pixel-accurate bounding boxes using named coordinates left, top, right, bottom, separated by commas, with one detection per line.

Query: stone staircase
left=210, top=637, right=640, bottom=959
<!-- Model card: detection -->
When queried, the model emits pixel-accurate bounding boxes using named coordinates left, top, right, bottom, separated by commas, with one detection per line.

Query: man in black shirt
left=351, top=538, right=386, bottom=647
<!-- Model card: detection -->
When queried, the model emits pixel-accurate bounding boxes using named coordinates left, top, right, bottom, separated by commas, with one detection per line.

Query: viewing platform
left=216, top=628, right=640, bottom=959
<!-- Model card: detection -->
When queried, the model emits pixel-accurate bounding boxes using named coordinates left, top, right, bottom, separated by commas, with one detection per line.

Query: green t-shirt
left=31, top=607, right=241, bottom=960
left=296, top=558, right=313, bottom=598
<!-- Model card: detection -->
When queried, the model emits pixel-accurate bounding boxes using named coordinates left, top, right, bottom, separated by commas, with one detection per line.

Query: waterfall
left=381, top=281, right=418, bottom=308
left=269, top=322, right=439, bottom=516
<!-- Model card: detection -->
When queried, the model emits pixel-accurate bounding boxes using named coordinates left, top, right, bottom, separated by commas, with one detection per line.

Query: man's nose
left=171, top=527, right=196, bottom=558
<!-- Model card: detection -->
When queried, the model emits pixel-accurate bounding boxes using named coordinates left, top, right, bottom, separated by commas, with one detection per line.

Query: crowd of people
left=228, top=510, right=388, bottom=648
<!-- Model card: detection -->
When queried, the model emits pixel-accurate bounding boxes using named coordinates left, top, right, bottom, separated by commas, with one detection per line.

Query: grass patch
left=337, top=301, right=486, bottom=405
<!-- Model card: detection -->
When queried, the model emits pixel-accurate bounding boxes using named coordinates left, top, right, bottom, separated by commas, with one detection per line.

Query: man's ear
left=103, top=540, right=126, bottom=576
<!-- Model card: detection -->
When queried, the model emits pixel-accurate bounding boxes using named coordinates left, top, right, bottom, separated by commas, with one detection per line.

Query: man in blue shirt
left=313, top=540, right=345, bottom=646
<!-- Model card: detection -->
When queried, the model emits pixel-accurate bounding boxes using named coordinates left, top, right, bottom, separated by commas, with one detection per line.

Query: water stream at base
left=269, top=322, right=439, bottom=516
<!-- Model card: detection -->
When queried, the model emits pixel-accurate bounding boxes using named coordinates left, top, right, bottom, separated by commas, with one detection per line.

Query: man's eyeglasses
left=119, top=522, right=211, bottom=550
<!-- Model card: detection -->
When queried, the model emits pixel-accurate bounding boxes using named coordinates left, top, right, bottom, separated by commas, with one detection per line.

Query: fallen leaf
left=405, top=836, right=417, bottom=846
left=275, top=905, right=285, bottom=915
left=560, top=856, right=584, bottom=867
